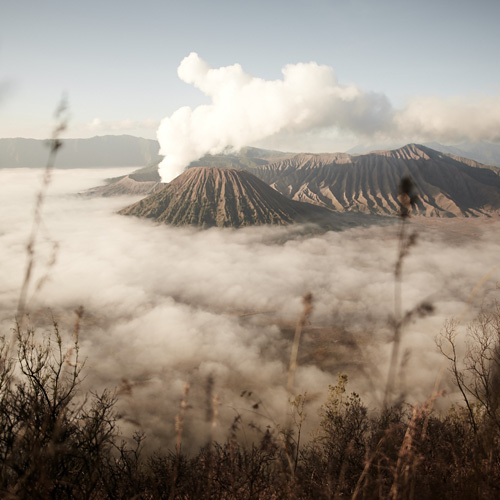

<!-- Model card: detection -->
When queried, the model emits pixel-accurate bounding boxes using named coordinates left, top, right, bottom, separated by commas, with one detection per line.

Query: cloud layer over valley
left=1, top=168, right=500, bottom=448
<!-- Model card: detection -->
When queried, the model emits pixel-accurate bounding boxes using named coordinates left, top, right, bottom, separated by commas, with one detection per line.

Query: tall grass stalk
left=383, top=176, right=418, bottom=408
left=16, top=97, right=68, bottom=327
left=287, top=292, right=313, bottom=397
left=169, top=382, right=190, bottom=500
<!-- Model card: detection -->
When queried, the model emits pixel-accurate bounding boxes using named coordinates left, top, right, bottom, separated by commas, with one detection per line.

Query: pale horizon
left=1, top=0, right=500, bottom=158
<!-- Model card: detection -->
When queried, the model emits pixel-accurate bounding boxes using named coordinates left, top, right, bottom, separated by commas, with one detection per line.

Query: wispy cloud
left=395, top=95, right=500, bottom=144
left=74, top=117, right=160, bottom=137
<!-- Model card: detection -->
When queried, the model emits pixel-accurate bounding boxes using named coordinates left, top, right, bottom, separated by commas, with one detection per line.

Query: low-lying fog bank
left=1, top=168, right=499, bottom=449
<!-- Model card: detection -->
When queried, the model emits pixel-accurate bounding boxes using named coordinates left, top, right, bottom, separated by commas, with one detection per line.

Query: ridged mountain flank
left=251, top=144, right=500, bottom=217
left=84, top=164, right=162, bottom=197
left=118, top=167, right=337, bottom=228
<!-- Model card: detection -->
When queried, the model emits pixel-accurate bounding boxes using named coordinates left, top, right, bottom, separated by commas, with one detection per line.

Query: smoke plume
left=157, top=54, right=500, bottom=182
left=157, top=53, right=393, bottom=181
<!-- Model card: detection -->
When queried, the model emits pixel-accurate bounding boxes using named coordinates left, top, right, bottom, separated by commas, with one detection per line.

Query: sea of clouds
left=1, top=168, right=499, bottom=449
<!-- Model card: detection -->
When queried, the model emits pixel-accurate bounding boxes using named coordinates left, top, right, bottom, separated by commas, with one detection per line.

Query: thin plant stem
left=16, top=97, right=68, bottom=327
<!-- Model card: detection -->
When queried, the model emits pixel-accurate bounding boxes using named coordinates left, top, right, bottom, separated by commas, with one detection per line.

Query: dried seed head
left=398, top=176, right=418, bottom=218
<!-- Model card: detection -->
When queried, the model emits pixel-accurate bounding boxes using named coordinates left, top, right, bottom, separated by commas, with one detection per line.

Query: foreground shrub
left=2, top=307, right=500, bottom=498
left=0, top=320, right=117, bottom=499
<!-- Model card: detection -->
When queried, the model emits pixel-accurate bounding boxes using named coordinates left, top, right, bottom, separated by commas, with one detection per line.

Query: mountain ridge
left=0, top=135, right=161, bottom=168
left=250, top=144, right=500, bottom=217
left=349, top=141, right=500, bottom=167
left=84, top=143, right=500, bottom=219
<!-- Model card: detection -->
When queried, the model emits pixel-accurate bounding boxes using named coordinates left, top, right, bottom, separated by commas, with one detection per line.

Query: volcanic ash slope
left=252, top=144, right=500, bottom=217
left=118, top=167, right=358, bottom=229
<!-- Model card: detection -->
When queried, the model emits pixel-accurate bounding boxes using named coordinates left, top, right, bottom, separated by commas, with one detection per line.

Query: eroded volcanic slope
left=84, top=164, right=162, bottom=197
left=85, top=177, right=162, bottom=197
left=251, top=144, right=500, bottom=217
left=119, top=167, right=341, bottom=228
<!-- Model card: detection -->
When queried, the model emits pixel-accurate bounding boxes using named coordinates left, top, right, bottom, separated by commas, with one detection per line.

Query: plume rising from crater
left=157, top=55, right=500, bottom=183
left=156, top=53, right=393, bottom=182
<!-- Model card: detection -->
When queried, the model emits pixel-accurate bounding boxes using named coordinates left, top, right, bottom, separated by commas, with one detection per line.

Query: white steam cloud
left=157, top=53, right=500, bottom=182
left=157, top=53, right=393, bottom=182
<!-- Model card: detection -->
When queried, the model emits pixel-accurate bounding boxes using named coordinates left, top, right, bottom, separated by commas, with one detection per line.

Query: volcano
left=119, top=167, right=349, bottom=228
left=251, top=144, right=500, bottom=217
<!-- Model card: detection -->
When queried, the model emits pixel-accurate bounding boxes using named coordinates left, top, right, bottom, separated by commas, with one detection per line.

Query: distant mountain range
left=0, top=135, right=161, bottom=168
left=348, top=141, right=500, bottom=167
left=6, top=134, right=499, bottom=226
left=423, top=142, right=500, bottom=168
left=246, top=144, right=500, bottom=217
left=3, top=134, right=500, bottom=171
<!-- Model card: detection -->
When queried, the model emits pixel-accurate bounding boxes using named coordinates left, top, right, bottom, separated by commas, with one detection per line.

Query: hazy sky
left=1, top=0, right=500, bottom=151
